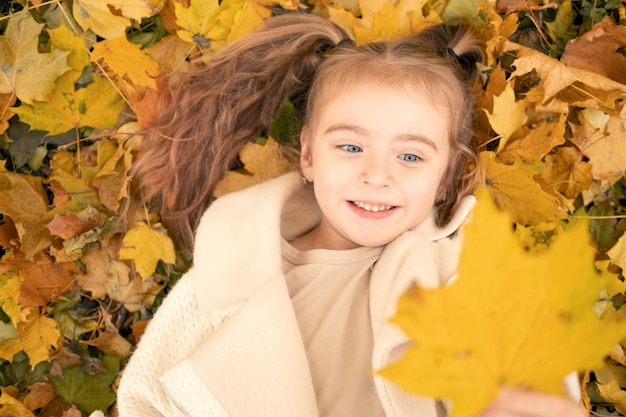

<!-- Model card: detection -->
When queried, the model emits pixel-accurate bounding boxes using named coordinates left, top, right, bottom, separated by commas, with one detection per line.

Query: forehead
left=310, top=78, right=451, bottom=134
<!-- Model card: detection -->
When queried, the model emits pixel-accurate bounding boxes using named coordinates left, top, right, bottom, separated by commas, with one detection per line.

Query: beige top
left=282, top=239, right=386, bottom=417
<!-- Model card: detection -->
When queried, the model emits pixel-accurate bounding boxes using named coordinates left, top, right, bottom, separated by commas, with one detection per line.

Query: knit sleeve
left=116, top=273, right=219, bottom=417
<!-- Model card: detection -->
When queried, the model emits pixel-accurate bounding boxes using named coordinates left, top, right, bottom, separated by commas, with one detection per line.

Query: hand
left=477, top=387, right=588, bottom=417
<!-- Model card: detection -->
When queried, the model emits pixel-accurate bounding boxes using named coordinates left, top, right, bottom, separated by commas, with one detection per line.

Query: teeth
left=353, top=201, right=393, bottom=212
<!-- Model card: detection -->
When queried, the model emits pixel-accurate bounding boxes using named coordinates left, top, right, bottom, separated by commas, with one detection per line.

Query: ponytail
left=413, top=23, right=485, bottom=226
left=131, top=13, right=349, bottom=258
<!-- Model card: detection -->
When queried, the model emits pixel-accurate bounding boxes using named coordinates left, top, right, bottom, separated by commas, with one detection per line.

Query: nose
left=360, top=156, right=394, bottom=187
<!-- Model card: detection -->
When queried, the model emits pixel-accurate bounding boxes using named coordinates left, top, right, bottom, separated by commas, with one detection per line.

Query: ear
left=300, top=128, right=314, bottom=181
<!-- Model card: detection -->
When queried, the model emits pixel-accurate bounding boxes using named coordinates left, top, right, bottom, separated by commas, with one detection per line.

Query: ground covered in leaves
left=0, top=0, right=626, bottom=416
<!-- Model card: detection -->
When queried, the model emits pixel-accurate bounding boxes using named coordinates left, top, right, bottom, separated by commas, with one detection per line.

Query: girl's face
left=300, top=81, right=452, bottom=250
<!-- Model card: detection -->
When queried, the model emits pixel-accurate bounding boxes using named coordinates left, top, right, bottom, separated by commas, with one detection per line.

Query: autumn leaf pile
left=0, top=0, right=625, bottom=416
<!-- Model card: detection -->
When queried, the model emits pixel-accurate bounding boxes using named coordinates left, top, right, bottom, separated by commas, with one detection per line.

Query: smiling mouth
left=351, top=201, right=396, bottom=212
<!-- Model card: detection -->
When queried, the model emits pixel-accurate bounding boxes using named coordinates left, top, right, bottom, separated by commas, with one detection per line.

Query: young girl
left=117, top=13, right=586, bottom=417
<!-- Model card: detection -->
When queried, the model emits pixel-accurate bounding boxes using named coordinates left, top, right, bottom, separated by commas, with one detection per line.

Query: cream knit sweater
left=117, top=172, right=576, bottom=417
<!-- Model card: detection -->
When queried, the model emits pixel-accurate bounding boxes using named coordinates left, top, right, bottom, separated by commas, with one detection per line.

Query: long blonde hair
left=131, top=13, right=485, bottom=259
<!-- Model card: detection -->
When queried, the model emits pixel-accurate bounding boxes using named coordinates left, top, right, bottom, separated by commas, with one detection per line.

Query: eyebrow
left=324, top=123, right=439, bottom=151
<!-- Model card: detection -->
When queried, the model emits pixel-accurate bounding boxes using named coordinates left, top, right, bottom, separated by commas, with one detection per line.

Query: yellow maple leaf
left=537, top=146, right=592, bottom=200
left=119, top=222, right=176, bottom=279
left=608, top=233, right=626, bottom=273
left=73, top=0, right=165, bottom=39
left=379, top=188, right=626, bottom=417
left=176, top=0, right=298, bottom=51
left=0, top=270, right=23, bottom=326
left=0, top=10, right=71, bottom=105
left=480, top=151, right=568, bottom=225
left=323, top=0, right=441, bottom=44
left=47, top=23, right=91, bottom=73
left=569, top=109, right=626, bottom=185
left=0, top=308, right=62, bottom=365
left=213, top=137, right=292, bottom=197
left=91, top=36, right=161, bottom=90
left=17, top=310, right=63, bottom=365
left=485, top=82, right=528, bottom=151
left=497, top=114, right=566, bottom=164
left=0, top=390, right=35, bottom=417
left=13, top=72, right=126, bottom=136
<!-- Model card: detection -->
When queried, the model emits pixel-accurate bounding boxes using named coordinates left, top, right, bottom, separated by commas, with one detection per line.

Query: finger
left=482, top=387, right=587, bottom=417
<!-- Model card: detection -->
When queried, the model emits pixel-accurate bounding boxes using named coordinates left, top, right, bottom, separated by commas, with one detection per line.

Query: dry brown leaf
left=22, top=382, right=56, bottom=412
left=506, top=41, right=626, bottom=104
left=597, top=379, right=626, bottom=415
left=81, top=313, right=132, bottom=358
left=610, top=344, right=626, bottom=366
left=6, top=257, right=77, bottom=307
left=45, top=207, right=106, bottom=240
left=561, top=17, right=626, bottom=85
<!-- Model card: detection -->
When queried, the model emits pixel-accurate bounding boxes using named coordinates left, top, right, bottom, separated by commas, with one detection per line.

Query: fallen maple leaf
left=73, top=0, right=165, bottom=39
left=479, top=151, right=568, bottom=225
left=569, top=108, right=626, bottom=185
left=322, top=0, right=441, bottom=44
left=91, top=36, right=161, bottom=91
left=0, top=10, right=71, bottom=105
left=14, top=71, right=126, bottom=136
left=379, top=189, right=626, bottom=417
left=213, top=137, right=292, bottom=197
left=485, top=81, right=528, bottom=150
left=536, top=146, right=593, bottom=200
left=560, top=17, right=626, bottom=85
left=506, top=41, right=626, bottom=106
left=0, top=390, right=35, bottom=417
left=118, top=222, right=176, bottom=279
left=496, top=114, right=566, bottom=164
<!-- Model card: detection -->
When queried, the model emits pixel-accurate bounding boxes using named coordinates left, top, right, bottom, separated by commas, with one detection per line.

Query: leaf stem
left=568, top=84, right=616, bottom=111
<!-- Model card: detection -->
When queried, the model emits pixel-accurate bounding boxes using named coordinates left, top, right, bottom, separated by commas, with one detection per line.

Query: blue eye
left=399, top=153, right=420, bottom=162
left=340, top=144, right=362, bottom=153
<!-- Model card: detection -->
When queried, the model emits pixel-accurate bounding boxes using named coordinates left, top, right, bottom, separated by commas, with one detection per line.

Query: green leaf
left=50, top=355, right=119, bottom=415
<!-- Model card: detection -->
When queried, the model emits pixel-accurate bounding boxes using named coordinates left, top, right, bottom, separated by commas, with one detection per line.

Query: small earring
left=302, top=176, right=309, bottom=184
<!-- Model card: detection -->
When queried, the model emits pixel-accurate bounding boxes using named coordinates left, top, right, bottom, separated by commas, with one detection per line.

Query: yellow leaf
left=0, top=389, right=35, bottom=417
left=175, top=0, right=227, bottom=50
left=379, top=189, right=626, bottom=417
left=0, top=270, right=23, bottom=326
left=13, top=72, right=126, bottom=136
left=480, top=151, right=568, bottom=225
left=485, top=82, right=528, bottom=151
left=47, top=23, right=91, bottom=73
left=569, top=109, right=626, bottom=185
left=324, top=0, right=441, bottom=44
left=536, top=146, right=592, bottom=200
left=91, top=36, right=160, bottom=90
left=18, top=310, right=63, bottom=365
left=497, top=114, right=566, bottom=164
left=176, top=0, right=297, bottom=51
left=119, top=222, right=176, bottom=279
left=0, top=10, right=71, bottom=105
left=213, top=137, right=292, bottom=197
left=608, top=232, right=626, bottom=273
left=73, top=0, right=164, bottom=39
